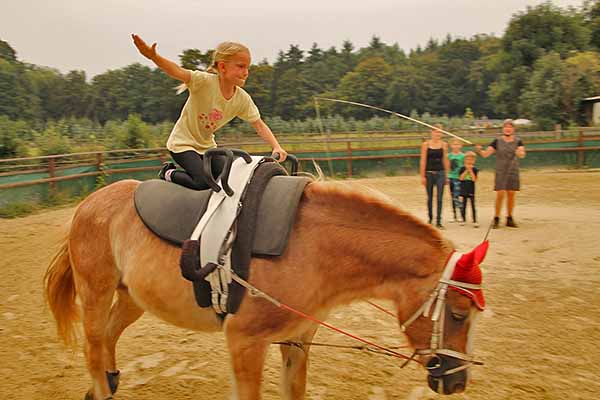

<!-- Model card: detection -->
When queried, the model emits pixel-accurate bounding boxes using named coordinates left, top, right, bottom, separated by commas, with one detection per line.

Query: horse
left=44, top=178, right=487, bottom=400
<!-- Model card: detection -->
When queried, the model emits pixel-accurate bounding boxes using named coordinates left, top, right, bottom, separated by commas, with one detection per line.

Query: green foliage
left=0, top=202, right=38, bottom=218
left=37, top=122, right=72, bottom=156
left=519, top=52, right=568, bottom=130
left=0, top=40, right=17, bottom=63
left=2, top=0, right=600, bottom=146
left=503, top=2, right=590, bottom=67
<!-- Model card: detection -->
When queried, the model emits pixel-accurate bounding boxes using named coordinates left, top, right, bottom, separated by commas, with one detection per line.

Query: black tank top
left=426, top=147, right=443, bottom=171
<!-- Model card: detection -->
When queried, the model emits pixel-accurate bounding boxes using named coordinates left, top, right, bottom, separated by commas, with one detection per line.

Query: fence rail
left=1, top=129, right=599, bottom=197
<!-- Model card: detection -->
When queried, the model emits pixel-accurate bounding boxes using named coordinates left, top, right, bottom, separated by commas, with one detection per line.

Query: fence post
left=48, top=156, right=56, bottom=197
left=96, top=152, right=106, bottom=187
left=346, top=141, right=353, bottom=177
left=577, top=130, right=584, bottom=168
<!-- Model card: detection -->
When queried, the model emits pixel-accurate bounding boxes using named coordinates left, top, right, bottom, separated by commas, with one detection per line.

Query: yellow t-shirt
left=166, top=71, right=260, bottom=154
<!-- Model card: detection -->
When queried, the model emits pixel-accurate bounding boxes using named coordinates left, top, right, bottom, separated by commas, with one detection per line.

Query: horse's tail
left=44, top=232, right=79, bottom=348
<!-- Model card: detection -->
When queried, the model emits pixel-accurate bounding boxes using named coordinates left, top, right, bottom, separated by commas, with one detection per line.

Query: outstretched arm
left=475, top=144, right=495, bottom=158
left=132, top=34, right=191, bottom=83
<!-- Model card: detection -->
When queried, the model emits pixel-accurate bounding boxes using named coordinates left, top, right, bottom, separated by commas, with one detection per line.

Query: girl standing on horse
left=132, top=34, right=287, bottom=190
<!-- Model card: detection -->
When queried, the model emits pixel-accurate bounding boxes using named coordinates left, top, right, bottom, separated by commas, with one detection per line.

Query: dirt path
left=1, top=169, right=599, bottom=399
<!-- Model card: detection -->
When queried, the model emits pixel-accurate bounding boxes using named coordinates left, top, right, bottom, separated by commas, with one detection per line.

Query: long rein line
left=225, top=268, right=416, bottom=363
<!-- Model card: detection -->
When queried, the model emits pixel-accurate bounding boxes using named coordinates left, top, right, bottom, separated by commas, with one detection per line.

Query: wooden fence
left=1, top=129, right=599, bottom=193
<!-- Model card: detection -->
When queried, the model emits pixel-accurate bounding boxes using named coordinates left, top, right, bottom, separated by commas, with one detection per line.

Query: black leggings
left=460, top=195, right=477, bottom=223
left=169, top=151, right=226, bottom=190
left=426, top=170, right=445, bottom=224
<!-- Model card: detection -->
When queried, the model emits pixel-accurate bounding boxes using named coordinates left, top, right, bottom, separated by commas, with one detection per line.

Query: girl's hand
left=132, top=34, right=157, bottom=60
left=272, top=147, right=288, bottom=162
left=475, top=144, right=482, bottom=153
left=421, top=176, right=426, bottom=186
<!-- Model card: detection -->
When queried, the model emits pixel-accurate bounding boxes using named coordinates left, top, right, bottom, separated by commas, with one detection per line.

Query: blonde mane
left=304, top=181, right=451, bottom=251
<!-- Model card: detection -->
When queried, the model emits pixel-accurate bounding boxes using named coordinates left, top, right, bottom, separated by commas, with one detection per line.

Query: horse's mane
left=304, top=180, right=450, bottom=251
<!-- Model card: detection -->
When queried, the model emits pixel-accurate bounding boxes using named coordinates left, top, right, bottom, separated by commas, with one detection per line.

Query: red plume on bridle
left=449, top=240, right=489, bottom=310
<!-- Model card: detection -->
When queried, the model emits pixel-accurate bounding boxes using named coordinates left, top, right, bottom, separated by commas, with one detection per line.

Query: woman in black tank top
left=419, top=126, right=450, bottom=228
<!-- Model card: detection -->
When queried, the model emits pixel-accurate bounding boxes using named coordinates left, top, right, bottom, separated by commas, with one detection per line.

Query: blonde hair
left=464, top=151, right=477, bottom=160
left=176, top=41, right=251, bottom=94
left=206, top=42, right=250, bottom=74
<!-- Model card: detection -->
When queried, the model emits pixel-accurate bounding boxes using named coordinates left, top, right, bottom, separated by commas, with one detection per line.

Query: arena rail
left=0, top=129, right=599, bottom=192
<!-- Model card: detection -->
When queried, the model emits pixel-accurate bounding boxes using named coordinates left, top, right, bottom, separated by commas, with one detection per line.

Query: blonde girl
left=132, top=34, right=287, bottom=190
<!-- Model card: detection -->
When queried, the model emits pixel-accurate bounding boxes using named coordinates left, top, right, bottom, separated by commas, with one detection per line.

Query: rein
left=222, top=250, right=483, bottom=370
left=227, top=269, right=415, bottom=362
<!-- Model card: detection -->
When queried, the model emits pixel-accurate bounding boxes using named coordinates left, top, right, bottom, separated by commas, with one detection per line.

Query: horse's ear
left=456, top=240, right=489, bottom=270
left=472, top=240, right=489, bottom=267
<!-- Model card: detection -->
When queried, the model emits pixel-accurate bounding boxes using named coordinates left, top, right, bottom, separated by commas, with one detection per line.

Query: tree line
left=3, top=1, right=600, bottom=158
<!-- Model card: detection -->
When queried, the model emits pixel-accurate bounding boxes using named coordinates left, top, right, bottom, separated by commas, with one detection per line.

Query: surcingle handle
left=180, top=239, right=219, bottom=282
left=180, top=239, right=201, bottom=282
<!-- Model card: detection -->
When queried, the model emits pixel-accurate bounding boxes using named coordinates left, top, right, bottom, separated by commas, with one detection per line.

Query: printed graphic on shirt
left=198, top=109, right=223, bottom=131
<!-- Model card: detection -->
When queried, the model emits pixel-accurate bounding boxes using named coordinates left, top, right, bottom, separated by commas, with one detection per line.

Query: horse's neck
left=302, top=183, right=451, bottom=312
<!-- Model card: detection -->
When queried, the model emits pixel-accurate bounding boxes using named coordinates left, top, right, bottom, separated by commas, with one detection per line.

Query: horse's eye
left=451, top=312, right=468, bottom=322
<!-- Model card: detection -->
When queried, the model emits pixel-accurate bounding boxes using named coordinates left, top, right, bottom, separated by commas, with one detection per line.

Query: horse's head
left=401, top=240, right=488, bottom=395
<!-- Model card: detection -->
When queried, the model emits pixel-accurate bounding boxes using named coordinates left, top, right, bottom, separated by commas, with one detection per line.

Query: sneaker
left=158, top=162, right=176, bottom=180
left=493, top=217, right=500, bottom=229
left=451, top=216, right=458, bottom=223
left=506, top=216, right=518, bottom=228
left=460, top=221, right=465, bottom=226
left=436, top=223, right=445, bottom=230
left=473, top=222, right=479, bottom=228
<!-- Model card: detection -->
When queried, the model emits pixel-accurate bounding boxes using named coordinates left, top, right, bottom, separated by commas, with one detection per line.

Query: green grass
left=0, top=202, right=39, bottom=218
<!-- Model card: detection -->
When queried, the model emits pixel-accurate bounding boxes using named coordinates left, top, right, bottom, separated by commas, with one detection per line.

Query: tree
left=562, top=51, right=600, bottom=123
left=0, top=40, right=17, bottom=63
left=336, top=57, right=392, bottom=119
left=503, top=3, right=590, bottom=68
left=519, top=52, right=567, bottom=129
left=0, top=60, right=40, bottom=120
left=179, top=49, right=212, bottom=70
left=244, top=62, right=274, bottom=116
left=583, top=0, right=600, bottom=50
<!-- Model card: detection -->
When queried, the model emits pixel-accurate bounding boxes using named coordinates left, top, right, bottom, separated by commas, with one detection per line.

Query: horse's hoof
left=84, top=390, right=113, bottom=400
left=106, top=370, right=120, bottom=394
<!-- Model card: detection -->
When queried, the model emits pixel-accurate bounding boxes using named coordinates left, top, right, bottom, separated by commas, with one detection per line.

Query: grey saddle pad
left=134, top=176, right=310, bottom=256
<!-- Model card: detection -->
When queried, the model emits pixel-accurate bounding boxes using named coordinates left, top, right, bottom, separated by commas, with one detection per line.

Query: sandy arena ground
left=1, top=169, right=599, bottom=400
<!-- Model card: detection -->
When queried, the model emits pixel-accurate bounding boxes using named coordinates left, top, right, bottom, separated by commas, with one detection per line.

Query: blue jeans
left=426, top=171, right=445, bottom=224
left=449, top=178, right=462, bottom=219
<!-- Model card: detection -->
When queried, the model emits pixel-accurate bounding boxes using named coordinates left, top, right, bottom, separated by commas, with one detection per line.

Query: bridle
left=399, top=251, right=483, bottom=376
left=212, top=249, right=483, bottom=376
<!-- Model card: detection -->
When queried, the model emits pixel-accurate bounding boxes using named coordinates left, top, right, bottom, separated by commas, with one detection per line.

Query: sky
left=0, top=0, right=586, bottom=79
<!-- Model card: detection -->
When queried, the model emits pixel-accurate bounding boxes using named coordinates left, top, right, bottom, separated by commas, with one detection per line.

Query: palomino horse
left=45, top=178, right=486, bottom=400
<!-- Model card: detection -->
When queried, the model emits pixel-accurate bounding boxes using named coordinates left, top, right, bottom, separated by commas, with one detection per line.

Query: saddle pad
left=134, top=180, right=211, bottom=244
left=134, top=176, right=310, bottom=257
left=252, top=176, right=310, bottom=255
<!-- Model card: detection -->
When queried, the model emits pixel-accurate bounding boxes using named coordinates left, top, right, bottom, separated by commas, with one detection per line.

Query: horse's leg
left=102, top=287, right=145, bottom=395
left=226, top=330, right=270, bottom=400
left=71, top=232, right=120, bottom=400
left=78, top=279, right=118, bottom=400
left=279, top=325, right=318, bottom=400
